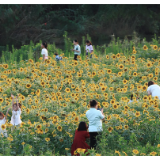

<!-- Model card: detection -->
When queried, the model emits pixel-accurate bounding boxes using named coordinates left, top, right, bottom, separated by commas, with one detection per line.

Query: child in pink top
left=86, top=40, right=93, bottom=58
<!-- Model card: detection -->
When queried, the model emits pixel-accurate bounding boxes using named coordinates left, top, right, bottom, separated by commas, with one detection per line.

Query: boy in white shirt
left=86, top=100, right=105, bottom=149
left=71, top=40, right=81, bottom=60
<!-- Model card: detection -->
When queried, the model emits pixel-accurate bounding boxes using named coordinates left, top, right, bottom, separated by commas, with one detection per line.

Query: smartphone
left=97, top=108, right=102, bottom=111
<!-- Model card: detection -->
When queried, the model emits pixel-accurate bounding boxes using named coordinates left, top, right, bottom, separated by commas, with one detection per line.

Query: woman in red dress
left=71, top=122, right=90, bottom=156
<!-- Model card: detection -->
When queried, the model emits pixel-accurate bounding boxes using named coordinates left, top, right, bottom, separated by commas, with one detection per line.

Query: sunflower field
left=1, top=41, right=160, bottom=156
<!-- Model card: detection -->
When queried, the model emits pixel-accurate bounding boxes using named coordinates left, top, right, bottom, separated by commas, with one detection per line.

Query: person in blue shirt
left=55, top=53, right=62, bottom=61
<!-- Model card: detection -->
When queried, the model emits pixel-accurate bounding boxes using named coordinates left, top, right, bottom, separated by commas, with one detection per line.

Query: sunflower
left=1, top=124, right=6, bottom=130
left=107, top=115, right=111, bottom=120
left=154, top=77, right=158, bottom=81
left=142, top=85, right=147, bottom=91
left=41, top=81, right=45, bottom=86
left=113, top=104, right=118, bottom=109
left=135, top=111, right=140, bottom=117
left=110, top=99, right=115, bottom=104
left=106, top=55, right=109, bottom=59
left=132, top=50, right=137, bottom=54
left=148, top=73, right=153, bottom=78
left=124, top=125, right=128, bottom=130
left=26, top=84, right=31, bottom=88
left=108, top=127, right=113, bottom=133
left=107, top=69, right=112, bottom=74
left=92, top=72, right=96, bottom=76
left=123, top=79, right=127, bottom=84
left=150, top=152, right=157, bottom=156
left=26, top=108, right=30, bottom=114
left=117, top=72, right=122, bottom=77
left=36, top=124, right=42, bottom=129
left=147, top=62, right=151, bottom=68
left=109, top=87, right=114, bottom=91
left=124, top=105, right=129, bottom=110
left=153, top=45, right=158, bottom=50
left=59, top=138, right=63, bottom=142
left=101, top=87, right=106, bottom=92
left=3, top=64, right=8, bottom=69
left=116, top=53, right=120, bottom=58
left=119, top=64, right=124, bottom=69
left=45, top=138, right=50, bottom=142
left=132, top=149, right=139, bottom=155
left=21, top=142, right=25, bottom=145
left=155, top=71, right=158, bottom=76
left=57, top=126, right=62, bottom=132
left=133, top=72, right=137, bottom=76
left=65, top=88, right=70, bottom=93
left=74, top=117, right=79, bottom=122
left=115, top=126, right=120, bottom=130
left=143, top=45, right=148, bottom=50
left=75, top=87, right=79, bottom=92
left=0, top=98, right=3, bottom=103
left=119, top=118, right=124, bottom=122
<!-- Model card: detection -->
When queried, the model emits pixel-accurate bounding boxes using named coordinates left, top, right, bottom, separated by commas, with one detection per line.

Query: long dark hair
left=78, top=121, right=88, bottom=131
left=42, top=42, right=47, bottom=49
left=86, top=40, right=92, bottom=45
left=148, top=81, right=154, bottom=87
left=131, top=94, right=133, bottom=100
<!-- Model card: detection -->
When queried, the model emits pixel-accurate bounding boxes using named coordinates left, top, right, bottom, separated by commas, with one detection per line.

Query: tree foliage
left=0, top=4, right=160, bottom=49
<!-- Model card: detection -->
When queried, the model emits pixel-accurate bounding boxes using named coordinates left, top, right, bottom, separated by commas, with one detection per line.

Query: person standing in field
left=0, top=108, right=11, bottom=137
left=41, top=42, right=48, bottom=62
left=86, top=40, right=93, bottom=58
left=11, top=94, right=22, bottom=131
left=86, top=100, right=105, bottom=150
left=71, top=40, right=81, bottom=60
left=147, top=81, right=160, bottom=99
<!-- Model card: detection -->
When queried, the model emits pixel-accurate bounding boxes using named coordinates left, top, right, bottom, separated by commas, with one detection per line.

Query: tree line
left=0, top=4, right=160, bottom=51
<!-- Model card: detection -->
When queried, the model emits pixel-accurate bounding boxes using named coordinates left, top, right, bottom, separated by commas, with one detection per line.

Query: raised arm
left=11, top=94, right=14, bottom=110
left=5, top=108, right=11, bottom=120
left=16, top=96, right=19, bottom=110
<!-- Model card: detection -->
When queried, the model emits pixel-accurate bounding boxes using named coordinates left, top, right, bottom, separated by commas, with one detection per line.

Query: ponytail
left=86, top=40, right=92, bottom=45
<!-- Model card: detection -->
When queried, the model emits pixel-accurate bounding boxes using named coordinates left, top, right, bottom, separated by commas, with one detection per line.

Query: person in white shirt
left=0, top=108, right=11, bottom=137
left=41, top=42, right=48, bottom=62
left=71, top=40, right=81, bottom=60
left=11, top=94, right=22, bottom=131
left=147, top=81, right=160, bottom=99
left=86, top=100, right=105, bottom=149
left=86, top=40, right=93, bottom=58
